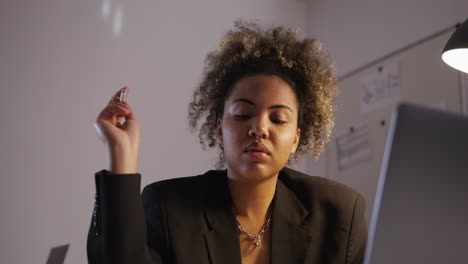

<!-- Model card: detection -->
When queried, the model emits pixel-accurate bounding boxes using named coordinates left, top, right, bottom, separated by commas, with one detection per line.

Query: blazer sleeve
left=346, top=193, right=368, bottom=264
left=87, top=170, right=166, bottom=264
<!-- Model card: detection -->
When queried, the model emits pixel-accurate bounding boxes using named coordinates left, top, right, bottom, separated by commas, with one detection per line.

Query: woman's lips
left=244, top=150, right=269, bottom=160
left=244, top=143, right=271, bottom=155
left=244, top=143, right=271, bottom=160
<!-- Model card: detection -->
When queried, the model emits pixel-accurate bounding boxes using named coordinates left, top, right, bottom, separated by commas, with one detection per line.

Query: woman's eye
left=271, top=115, right=288, bottom=124
left=273, top=119, right=287, bottom=124
left=234, top=114, right=250, bottom=120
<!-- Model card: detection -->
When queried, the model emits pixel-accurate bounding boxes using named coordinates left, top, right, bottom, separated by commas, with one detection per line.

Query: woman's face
left=217, top=74, right=300, bottom=182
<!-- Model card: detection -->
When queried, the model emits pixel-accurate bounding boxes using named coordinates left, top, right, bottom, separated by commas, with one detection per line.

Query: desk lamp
left=442, top=19, right=468, bottom=73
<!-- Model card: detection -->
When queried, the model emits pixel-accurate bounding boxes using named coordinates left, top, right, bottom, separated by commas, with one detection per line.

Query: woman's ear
left=290, top=128, right=301, bottom=154
left=216, top=119, right=223, bottom=144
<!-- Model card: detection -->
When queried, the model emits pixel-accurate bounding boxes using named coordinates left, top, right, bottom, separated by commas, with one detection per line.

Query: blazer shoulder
left=281, top=167, right=365, bottom=209
left=141, top=170, right=226, bottom=203
left=145, top=169, right=223, bottom=187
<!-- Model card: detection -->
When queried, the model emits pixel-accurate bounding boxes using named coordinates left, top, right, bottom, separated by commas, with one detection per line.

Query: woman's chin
left=232, top=164, right=279, bottom=182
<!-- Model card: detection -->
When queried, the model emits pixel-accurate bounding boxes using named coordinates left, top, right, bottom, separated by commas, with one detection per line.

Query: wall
left=0, top=1, right=308, bottom=263
left=306, top=0, right=468, bottom=79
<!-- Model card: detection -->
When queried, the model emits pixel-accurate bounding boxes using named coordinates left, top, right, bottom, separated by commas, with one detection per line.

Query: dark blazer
left=87, top=167, right=367, bottom=264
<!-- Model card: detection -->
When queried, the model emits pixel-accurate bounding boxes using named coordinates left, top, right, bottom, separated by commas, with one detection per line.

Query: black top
left=87, top=167, right=367, bottom=264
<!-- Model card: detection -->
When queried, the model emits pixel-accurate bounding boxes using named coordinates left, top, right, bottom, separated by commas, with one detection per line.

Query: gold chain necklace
left=235, top=215, right=272, bottom=246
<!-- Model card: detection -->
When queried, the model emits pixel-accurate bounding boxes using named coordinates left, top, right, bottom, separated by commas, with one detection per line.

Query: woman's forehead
left=226, top=74, right=299, bottom=108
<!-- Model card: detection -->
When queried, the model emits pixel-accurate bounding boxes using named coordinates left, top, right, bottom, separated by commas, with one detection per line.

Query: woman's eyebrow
left=232, top=98, right=293, bottom=112
left=232, top=98, right=255, bottom=106
left=270, top=104, right=293, bottom=113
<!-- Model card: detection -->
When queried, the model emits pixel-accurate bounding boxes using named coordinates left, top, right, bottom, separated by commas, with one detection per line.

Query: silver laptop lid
left=364, top=103, right=468, bottom=264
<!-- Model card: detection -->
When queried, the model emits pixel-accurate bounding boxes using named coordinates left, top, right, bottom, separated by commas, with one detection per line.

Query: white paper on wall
left=360, top=62, right=401, bottom=115
left=335, top=123, right=372, bottom=172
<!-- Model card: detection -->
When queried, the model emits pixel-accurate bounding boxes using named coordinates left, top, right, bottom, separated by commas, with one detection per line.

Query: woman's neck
left=227, top=173, right=278, bottom=230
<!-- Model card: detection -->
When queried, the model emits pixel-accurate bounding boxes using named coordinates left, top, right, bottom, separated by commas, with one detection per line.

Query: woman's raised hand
left=94, top=86, right=141, bottom=174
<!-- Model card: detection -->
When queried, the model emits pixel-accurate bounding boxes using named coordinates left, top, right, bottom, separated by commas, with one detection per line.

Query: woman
left=87, top=20, right=367, bottom=264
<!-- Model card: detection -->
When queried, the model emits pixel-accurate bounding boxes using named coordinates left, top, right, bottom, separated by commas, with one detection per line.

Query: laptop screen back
left=364, top=103, right=468, bottom=264
left=46, top=244, right=69, bottom=264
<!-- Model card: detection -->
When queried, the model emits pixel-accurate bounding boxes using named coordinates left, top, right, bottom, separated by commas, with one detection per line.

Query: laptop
left=364, top=103, right=468, bottom=264
left=46, top=244, right=69, bottom=264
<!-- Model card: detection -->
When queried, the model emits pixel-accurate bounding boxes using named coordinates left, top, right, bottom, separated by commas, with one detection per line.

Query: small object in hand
left=117, top=88, right=128, bottom=125
left=119, top=88, right=128, bottom=102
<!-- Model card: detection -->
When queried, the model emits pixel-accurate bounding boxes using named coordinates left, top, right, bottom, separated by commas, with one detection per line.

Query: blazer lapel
left=202, top=171, right=242, bottom=264
left=270, top=170, right=310, bottom=264
left=201, top=169, right=312, bottom=264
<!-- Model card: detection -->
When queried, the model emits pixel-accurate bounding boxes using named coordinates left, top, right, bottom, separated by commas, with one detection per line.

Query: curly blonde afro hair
left=188, top=19, right=338, bottom=165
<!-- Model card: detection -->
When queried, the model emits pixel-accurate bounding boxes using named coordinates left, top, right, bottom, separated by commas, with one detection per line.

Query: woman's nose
left=248, top=117, right=269, bottom=139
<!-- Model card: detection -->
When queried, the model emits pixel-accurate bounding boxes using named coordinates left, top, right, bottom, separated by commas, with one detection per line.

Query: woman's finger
left=108, top=86, right=129, bottom=104
left=97, top=103, right=130, bottom=122
left=111, top=100, right=138, bottom=119
left=105, top=104, right=130, bottom=116
left=108, top=101, right=134, bottom=111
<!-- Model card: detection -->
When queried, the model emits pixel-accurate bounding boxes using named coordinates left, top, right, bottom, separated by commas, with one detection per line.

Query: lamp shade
left=442, top=19, right=468, bottom=74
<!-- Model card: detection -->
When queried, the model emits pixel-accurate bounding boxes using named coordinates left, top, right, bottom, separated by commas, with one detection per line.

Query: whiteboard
left=326, top=30, right=462, bottom=224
